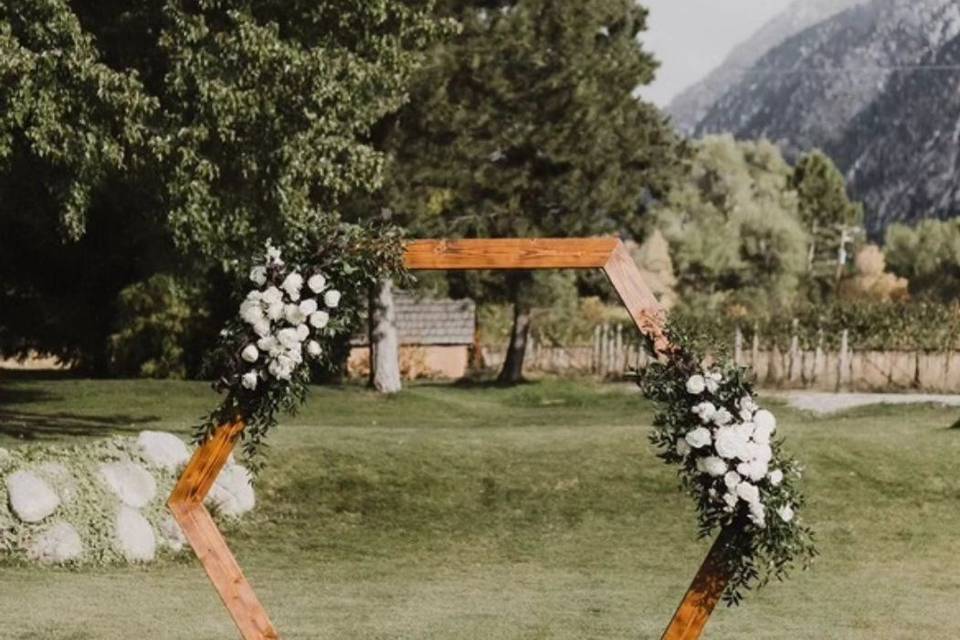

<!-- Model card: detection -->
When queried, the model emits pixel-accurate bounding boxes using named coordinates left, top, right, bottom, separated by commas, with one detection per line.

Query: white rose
left=733, top=421, right=754, bottom=440
left=739, top=395, right=758, bottom=414
left=295, top=324, right=310, bottom=342
left=746, top=442, right=772, bottom=465
left=239, top=299, right=264, bottom=325
left=282, top=273, right=303, bottom=301
left=309, top=310, right=330, bottom=329
left=262, top=286, right=283, bottom=305
left=299, top=298, right=318, bottom=316
left=241, top=344, right=259, bottom=363
left=723, top=471, right=741, bottom=490
left=705, top=373, right=721, bottom=394
left=684, top=427, right=712, bottom=449
left=307, top=340, right=322, bottom=358
left=692, top=401, right=717, bottom=423
left=323, top=289, right=341, bottom=308
left=768, top=469, right=784, bottom=486
left=249, top=266, right=267, bottom=286
left=685, top=374, right=706, bottom=395
left=284, top=303, right=306, bottom=325
left=736, top=481, right=760, bottom=505
left=712, top=408, right=733, bottom=426
left=777, top=504, right=795, bottom=523
left=241, top=371, right=258, bottom=390
left=740, top=459, right=768, bottom=482
left=753, top=409, right=776, bottom=436
left=307, top=273, right=327, bottom=293
left=723, top=491, right=738, bottom=511
left=277, top=328, right=301, bottom=349
left=252, top=319, right=271, bottom=337
left=696, top=456, right=727, bottom=477
left=257, top=336, right=281, bottom=356
left=676, top=439, right=691, bottom=456
left=265, top=301, right=283, bottom=320
left=714, top=427, right=750, bottom=460
left=287, top=343, right=303, bottom=364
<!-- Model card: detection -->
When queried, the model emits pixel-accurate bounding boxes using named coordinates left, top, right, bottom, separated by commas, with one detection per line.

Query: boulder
left=205, top=464, right=255, bottom=517
left=27, top=521, right=83, bottom=563
left=114, top=506, right=156, bottom=562
left=36, top=462, right=77, bottom=504
left=137, top=431, right=190, bottom=471
left=99, top=462, right=156, bottom=508
left=158, top=514, right=187, bottom=552
left=6, top=470, right=60, bottom=523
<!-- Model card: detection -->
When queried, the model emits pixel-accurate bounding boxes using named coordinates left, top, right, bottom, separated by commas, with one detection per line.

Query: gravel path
left=768, top=391, right=960, bottom=415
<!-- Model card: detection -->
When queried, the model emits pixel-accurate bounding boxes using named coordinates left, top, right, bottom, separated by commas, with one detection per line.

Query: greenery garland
left=639, top=330, right=817, bottom=605
left=195, top=222, right=406, bottom=469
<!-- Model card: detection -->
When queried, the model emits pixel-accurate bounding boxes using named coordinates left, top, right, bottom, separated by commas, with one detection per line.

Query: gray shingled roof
left=354, top=291, right=476, bottom=346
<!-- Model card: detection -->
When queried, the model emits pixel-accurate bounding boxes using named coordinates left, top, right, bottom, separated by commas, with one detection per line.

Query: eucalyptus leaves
left=640, top=335, right=817, bottom=605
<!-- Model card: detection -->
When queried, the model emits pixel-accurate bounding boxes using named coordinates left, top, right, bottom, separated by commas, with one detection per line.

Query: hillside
left=686, top=0, right=960, bottom=235
left=667, top=0, right=868, bottom=134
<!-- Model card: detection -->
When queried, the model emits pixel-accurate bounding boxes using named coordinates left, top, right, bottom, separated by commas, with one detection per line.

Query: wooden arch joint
left=168, top=237, right=730, bottom=640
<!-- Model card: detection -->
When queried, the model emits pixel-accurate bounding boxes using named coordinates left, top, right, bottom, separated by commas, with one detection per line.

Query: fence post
left=838, top=329, right=850, bottom=391
left=789, top=318, right=801, bottom=384
left=615, top=324, right=624, bottom=375
left=751, top=322, right=760, bottom=369
left=592, top=325, right=601, bottom=375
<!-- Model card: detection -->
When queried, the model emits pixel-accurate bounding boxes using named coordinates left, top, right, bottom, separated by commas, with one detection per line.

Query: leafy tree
left=789, top=150, right=863, bottom=300
left=0, top=0, right=439, bottom=373
left=885, top=219, right=960, bottom=301
left=654, top=135, right=808, bottom=313
left=378, top=0, right=686, bottom=382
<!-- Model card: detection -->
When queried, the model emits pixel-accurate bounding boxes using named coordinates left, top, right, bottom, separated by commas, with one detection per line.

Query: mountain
left=685, top=0, right=960, bottom=235
left=667, top=0, right=869, bottom=134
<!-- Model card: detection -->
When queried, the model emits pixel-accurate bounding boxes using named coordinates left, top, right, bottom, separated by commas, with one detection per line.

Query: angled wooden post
left=169, top=237, right=734, bottom=640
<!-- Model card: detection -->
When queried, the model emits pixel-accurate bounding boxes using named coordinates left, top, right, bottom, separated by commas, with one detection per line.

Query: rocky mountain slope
left=682, top=0, right=960, bottom=235
left=668, top=0, right=868, bottom=134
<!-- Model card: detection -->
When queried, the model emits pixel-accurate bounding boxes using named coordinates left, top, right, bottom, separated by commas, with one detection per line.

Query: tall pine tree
left=380, top=0, right=685, bottom=382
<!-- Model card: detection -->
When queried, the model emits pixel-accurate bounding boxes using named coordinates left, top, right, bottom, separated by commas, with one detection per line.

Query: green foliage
left=108, top=274, right=213, bottom=379
left=197, top=223, right=408, bottom=468
left=640, top=329, right=816, bottom=604
left=653, top=135, right=808, bottom=311
left=0, top=0, right=440, bottom=371
left=885, top=219, right=960, bottom=301
left=790, top=150, right=863, bottom=299
left=670, top=300, right=960, bottom=353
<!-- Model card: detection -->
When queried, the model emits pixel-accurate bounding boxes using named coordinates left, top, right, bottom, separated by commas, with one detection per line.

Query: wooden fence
left=482, top=323, right=960, bottom=392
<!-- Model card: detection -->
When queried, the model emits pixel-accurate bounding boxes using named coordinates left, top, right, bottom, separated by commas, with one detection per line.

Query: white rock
left=137, top=431, right=190, bottom=471
left=6, top=470, right=60, bottom=523
left=114, top=506, right=156, bottom=562
left=27, top=521, right=83, bottom=563
left=205, top=464, right=256, bottom=517
left=99, top=462, right=157, bottom=508
left=158, top=514, right=187, bottom=553
left=36, top=462, right=77, bottom=504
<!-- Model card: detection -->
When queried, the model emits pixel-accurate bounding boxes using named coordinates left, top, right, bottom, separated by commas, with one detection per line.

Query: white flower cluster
left=678, top=372, right=795, bottom=530
left=235, top=243, right=341, bottom=391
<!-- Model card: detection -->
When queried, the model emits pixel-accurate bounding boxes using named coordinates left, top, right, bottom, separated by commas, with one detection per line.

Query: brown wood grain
left=601, top=241, right=672, bottom=359
left=660, top=526, right=736, bottom=640
left=168, top=418, right=278, bottom=639
left=170, top=502, right=280, bottom=639
left=403, top=238, right=619, bottom=270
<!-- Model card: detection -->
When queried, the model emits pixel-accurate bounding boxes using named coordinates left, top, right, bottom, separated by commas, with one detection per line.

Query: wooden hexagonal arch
left=168, top=238, right=736, bottom=640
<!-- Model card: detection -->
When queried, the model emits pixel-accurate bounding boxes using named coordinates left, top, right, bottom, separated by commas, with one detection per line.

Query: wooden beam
left=660, top=526, right=736, bottom=640
left=170, top=236, right=733, bottom=640
left=168, top=419, right=278, bottom=639
left=403, top=238, right=619, bottom=270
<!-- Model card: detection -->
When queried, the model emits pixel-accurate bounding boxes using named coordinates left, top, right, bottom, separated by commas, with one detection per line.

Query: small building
left=348, top=291, right=476, bottom=379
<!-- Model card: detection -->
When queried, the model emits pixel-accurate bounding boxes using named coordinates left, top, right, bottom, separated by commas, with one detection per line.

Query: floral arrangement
left=640, top=332, right=817, bottom=605
left=196, top=223, right=406, bottom=468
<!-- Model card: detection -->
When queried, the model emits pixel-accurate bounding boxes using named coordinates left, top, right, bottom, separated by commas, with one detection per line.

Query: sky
left=638, top=0, right=793, bottom=107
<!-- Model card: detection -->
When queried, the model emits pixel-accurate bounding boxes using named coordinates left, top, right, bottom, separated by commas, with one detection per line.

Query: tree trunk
left=369, top=278, right=402, bottom=394
left=497, top=300, right=532, bottom=384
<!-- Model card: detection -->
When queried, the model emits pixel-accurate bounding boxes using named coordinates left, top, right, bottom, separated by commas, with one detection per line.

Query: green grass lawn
left=1, top=373, right=959, bottom=639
